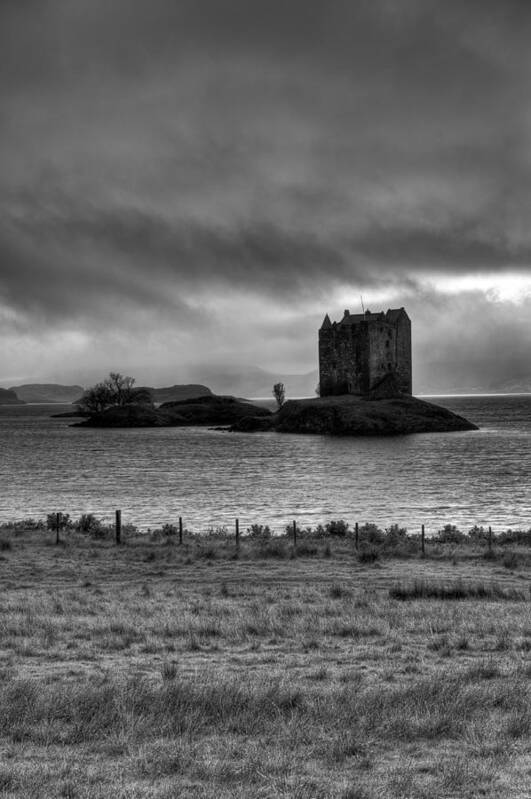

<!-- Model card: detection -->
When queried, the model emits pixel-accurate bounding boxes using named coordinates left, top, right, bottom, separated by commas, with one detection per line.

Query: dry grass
left=389, top=578, right=528, bottom=601
left=0, top=528, right=529, bottom=798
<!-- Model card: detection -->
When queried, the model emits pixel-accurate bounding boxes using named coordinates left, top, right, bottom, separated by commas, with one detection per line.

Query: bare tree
left=272, top=382, right=286, bottom=409
left=107, top=372, right=136, bottom=405
left=78, top=381, right=114, bottom=414
left=78, top=373, right=152, bottom=414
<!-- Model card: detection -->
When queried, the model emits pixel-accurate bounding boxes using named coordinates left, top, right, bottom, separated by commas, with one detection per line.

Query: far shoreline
left=247, top=392, right=531, bottom=401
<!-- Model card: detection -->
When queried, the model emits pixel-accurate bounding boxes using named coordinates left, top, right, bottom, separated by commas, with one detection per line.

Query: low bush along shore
left=0, top=521, right=529, bottom=798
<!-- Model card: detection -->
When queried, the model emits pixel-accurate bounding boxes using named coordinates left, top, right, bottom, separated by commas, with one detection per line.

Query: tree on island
left=272, top=382, right=286, bottom=409
left=78, top=372, right=153, bottom=414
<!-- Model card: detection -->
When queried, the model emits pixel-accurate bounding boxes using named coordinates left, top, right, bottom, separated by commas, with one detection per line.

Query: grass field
left=0, top=528, right=529, bottom=798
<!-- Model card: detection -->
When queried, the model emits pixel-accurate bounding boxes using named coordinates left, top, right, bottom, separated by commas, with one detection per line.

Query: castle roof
left=385, top=307, right=409, bottom=323
left=340, top=311, right=384, bottom=325
left=338, top=307, right=408, bottom=326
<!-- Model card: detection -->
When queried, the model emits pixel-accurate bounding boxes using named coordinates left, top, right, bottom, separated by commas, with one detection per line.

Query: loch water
left=1, top=395, right=530, bottom=533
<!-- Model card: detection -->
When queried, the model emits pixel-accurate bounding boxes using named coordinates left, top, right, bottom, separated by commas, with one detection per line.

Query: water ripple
left=0, top=395, right=530, bottom=533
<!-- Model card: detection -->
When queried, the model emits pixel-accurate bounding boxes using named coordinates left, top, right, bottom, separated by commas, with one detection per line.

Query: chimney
left=344, top=309, right=350, bottom=317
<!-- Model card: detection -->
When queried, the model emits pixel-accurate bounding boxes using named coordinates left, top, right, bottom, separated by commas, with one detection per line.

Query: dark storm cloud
left=0, top=0, right=530, bottom=382
left=3, top=0, right=527, bottom=83
left=0, top=214, right=200, bottom=327
left=352, top=223, right=531, bottom=271
left=3, top=195, right=530, bottom=325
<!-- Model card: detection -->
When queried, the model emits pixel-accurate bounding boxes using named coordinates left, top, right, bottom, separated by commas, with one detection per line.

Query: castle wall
left=318, top=328, right=338, bottom=396
left=343, top=324, right=370, bottom=395
left=394, top=315, right=412, bottom=393
left=368, top=322, right=397, bottom=388
left=319, top=324, right=370, bottom=396
left=319, top=308, right=411, bottom=397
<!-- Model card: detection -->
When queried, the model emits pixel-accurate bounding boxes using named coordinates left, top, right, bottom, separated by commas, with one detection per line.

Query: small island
left=75, top=389, right=476, bottom=435
left=75, top=393, right=271, bottom=428
left=231, top=394, right=477, bottom=435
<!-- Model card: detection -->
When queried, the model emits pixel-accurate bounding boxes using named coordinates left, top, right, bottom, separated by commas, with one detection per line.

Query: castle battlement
left=318, top=307, right=412, bottom=396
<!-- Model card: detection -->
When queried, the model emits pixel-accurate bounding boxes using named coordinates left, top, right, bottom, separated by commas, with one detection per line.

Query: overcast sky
left=1, top=0, right=530, bottom=390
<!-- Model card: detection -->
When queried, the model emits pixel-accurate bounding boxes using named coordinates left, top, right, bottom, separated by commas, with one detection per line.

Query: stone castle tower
left=319, top=307, right=412, bottom=396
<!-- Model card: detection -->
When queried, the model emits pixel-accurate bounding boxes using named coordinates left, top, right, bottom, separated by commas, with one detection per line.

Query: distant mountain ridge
left=414, top=358, right=531, bottom=395
left=0, top=388, right=24, bottom=405
left=6, top=367, right=531, bottom=404
left=73, top=383, right=213, bottom=405
left=180, top=366, right=531, bottom=398
left=179, top=365, right=319, bottom=399
left=9, top=384, right=84, bottom=403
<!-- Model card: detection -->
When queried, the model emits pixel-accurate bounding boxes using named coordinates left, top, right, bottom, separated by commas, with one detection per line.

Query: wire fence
left=6, top=511, right=530, bottom=553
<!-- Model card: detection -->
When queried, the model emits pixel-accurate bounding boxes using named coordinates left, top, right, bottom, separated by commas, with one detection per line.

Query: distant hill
left=139, top=384, right=213, bottom=403
left=415, top=358, right=531, bottom=395
left=483, top=377, right=531, bottom=394
left=0, top=388, right=25, bottom=405
left=10, top=384, right=84, bottom=403
left=73, top=383, right=213, bottom=405
left=180, top=365, right=318, bottom=399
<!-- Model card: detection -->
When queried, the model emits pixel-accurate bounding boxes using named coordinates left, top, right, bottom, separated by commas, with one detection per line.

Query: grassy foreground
left=0, top=529, right=529, bottom=798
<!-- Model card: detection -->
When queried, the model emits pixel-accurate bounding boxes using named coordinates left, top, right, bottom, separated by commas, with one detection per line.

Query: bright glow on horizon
left=424, top=273, right=531, bottom=303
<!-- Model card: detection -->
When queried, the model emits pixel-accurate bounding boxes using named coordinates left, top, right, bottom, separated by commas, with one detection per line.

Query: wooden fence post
left=56, top=512, right=61, bottom=545
left=293, top=520, right=297, bottom=547
left=115, top=509, right=122, bottom=545
left=421, top=524, right=425, bottom=556
left=235, top=518, right=240, bottom=550
left=355, top=522, right=359, bottom=550
left=488, top=525, right=492, bottom=553
left=179, top=516, right=183, bottom=545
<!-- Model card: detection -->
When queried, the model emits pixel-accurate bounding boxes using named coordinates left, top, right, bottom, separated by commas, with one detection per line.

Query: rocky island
left=75, top=394, right=271, bottom=428
left=75, top=391, right=477, bottom=435
left=232, top=394, right=478, bottom=435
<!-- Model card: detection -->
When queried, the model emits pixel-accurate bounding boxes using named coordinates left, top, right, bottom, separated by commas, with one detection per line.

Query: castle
left=318, top=307, right=411, bottom=397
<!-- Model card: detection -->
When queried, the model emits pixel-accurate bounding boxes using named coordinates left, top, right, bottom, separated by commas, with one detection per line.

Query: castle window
left=388, top=363, right=392, bottom=370
left=385, top=340, right=389, bottom=348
